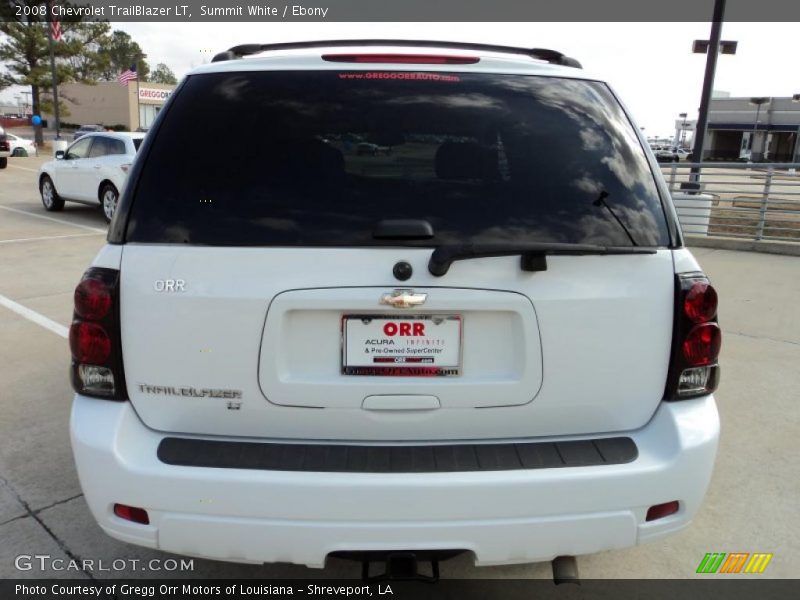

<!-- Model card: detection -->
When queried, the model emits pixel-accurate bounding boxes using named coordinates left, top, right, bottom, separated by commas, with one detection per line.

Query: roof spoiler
left=211, top=39, right=582, bottom=68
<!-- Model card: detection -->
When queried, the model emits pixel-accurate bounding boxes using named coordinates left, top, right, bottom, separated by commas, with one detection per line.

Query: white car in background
left=0, top=125, right=10, bottom=168
left=650, top=145, right=678, bottom=163
left=7, top=132, right=37, bottom=157
left=672, top=147, right=691, bottom=161
left=38, top=132, right=145, bottom=222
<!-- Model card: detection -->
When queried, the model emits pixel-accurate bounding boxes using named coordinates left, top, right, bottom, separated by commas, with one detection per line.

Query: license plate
left=342, top=315, right=462, bottom=376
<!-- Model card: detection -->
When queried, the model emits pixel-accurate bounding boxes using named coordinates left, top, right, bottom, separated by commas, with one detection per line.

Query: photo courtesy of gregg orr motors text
left=14, top=584, right=382, bottom=597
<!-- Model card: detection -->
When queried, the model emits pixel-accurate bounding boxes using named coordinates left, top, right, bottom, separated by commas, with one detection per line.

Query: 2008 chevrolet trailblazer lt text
left=68, top=40, right=721, bottom=578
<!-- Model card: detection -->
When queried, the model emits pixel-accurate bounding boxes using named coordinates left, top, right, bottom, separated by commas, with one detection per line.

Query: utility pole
left=136, top=54, right=147, bottom=130
left=45, top=12, right=61, bottom=139
left=21, top=91, right=32, bottom=115
left=679, top=113, right=688, bottom=146
left=691, top=0, right=736, bottom=178
left=749, top=97, right=769, bottom=161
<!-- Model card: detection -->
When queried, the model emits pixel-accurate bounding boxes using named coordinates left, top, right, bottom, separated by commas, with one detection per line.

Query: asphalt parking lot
left=1, top=155, right=798, bottom=580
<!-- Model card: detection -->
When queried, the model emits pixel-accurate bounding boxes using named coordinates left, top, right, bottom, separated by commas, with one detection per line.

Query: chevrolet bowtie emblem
left=380, top=289, right=428, bottom=308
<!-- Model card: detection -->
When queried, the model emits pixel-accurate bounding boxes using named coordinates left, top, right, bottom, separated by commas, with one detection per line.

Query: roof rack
left=211, top=39, right=582, bottom=68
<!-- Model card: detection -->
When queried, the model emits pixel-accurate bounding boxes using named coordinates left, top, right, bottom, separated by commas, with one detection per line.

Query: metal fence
left=659, top=162, right=800, bottom=242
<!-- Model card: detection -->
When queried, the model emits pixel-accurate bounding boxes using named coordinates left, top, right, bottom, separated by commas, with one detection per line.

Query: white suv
left=39, top=132, right=145, bottom=222
left=68, top=41, right=720, bottom=576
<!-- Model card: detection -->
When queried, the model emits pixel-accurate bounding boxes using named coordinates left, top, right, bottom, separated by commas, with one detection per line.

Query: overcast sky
left=3, top=21, right=798, bottom=137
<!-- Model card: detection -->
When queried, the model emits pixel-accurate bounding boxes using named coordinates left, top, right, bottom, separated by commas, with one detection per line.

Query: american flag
left=117, top=64, right=138, bottom=86
left=49, top=2, right=62, bottom=41
left=50, top=20, right=62, bottom=41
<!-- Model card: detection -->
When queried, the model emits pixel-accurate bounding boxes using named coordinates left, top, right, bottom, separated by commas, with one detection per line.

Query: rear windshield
left=126, top=71, right=669, bottom=247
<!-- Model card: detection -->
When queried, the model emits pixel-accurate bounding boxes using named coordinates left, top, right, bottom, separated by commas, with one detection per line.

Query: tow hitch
left=362, top=552, right=440, bottom=583
left=552, top=555, right=580, bottom=585
left=336, top=550, right=579, bottom=585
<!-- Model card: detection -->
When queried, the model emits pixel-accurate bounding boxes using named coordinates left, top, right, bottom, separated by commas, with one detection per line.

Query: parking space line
left=0, top=293, right=69, bottom=339
left=0, top=206, right=106, bottom=234
left=0, top=232, right=103, bottom=245
left=7, top=164, right=39, bottom=173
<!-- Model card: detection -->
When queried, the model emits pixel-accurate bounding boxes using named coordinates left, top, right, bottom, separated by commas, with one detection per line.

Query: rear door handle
left=362, top=395, right=441, bottom=411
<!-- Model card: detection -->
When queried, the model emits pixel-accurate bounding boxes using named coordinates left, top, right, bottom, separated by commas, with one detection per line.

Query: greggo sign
left=138, top=87, right=173, bottom=103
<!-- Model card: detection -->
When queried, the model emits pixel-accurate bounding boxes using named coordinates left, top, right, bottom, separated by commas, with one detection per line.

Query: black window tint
left=66, top=137, right=92, bottom=159
left=133, top=138, right=143, bottom=151
left=89, top=136, right=109, bottom=157
left=127, top=71, right=668, bottom=247
left=110, top=138, right=126, bottom=155
left=90, top=137, right=127, bottom=157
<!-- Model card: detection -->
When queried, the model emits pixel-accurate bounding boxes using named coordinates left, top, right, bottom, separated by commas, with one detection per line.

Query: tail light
left=69, top=267, right=127, bottom=400
left=74, top=278, right=112, bottom=320
left=682, top=324, right=721, bottom=366
left=665, top=273, right=721, bottom=400
left=69, top=322, right=111, bottom=364
left=113, top=503, right=150, bottom=525
left=646, top=500, right=680, bottom=521
left=683, top=280, right=718, bottom=323
left=322, top=53, right=480, bottom=65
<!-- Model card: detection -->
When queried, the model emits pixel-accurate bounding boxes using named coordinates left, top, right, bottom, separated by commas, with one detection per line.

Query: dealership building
left=704, top=96, right=800, bottom=162
left=44, top=81, right=175, bottom=130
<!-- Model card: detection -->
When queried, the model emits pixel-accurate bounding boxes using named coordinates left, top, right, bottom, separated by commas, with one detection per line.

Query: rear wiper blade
left=593, top=190, right=640, bottom=247
left=428, top=243, right=657, bottom=276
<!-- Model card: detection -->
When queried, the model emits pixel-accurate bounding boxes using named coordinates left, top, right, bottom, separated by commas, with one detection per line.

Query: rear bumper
left=70, top=395, right=719, bottom=567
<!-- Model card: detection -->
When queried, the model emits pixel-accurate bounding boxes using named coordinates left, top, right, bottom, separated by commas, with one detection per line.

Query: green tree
left=65, top=22, right=112, bottom=81
left=149, top=63, right=177, bottom=85
left=0, top=1, right=111, bottom=144
left=96, top=30, right=149, bottom=82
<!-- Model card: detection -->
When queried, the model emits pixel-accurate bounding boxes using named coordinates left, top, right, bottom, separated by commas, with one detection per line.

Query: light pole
left=679, top=112, right=688, bottom=147
left=749, top=97, right=769, bottom=162
left=790, top=95, right=800, bottom=164
left=690, top=0, right=737, bottom=179
left=136, top=53, right=148, bottom=130
left=21, top=91, right=31, bottom=115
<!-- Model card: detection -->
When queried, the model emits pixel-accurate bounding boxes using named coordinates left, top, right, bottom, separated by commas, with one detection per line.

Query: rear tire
left=0, top=157, right=7, bottom=169
left=40, top=175, right=64, bottom=211
left=12, top=148, right=27, bottom=157
left=100, top=183, right=119, bottom=223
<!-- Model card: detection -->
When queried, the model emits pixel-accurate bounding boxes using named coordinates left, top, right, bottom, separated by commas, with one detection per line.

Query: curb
left=686, top=235, right=800, bottom=256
